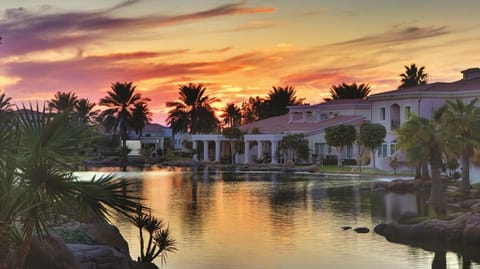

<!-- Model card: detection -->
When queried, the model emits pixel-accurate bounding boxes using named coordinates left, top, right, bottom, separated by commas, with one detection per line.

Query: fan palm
left=166, top=83, right=219, bottom=134
left=48, top=91, right=78, bottom=113
left=441, top=98, right=480, bottom=193
left=325, top=83, right=371, bottom=101
left=221, top=103, right=241, bottom=127
left=398, top=64, right=428, bottom=89
left=396, top=110, right=447, bottom=214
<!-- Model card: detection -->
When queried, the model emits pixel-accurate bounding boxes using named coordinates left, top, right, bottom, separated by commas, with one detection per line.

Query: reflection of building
left=189, top=68, right=480, bottom=175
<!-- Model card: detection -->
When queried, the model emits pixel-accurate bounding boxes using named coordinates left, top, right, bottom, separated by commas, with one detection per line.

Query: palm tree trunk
left=0, top=221, right=11, bottom=269
left=461, top=152, right=471, bottom=193
left=430, top=149, right=446, bottom=215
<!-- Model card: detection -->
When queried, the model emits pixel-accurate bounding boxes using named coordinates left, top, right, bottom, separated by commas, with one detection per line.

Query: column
left=192, top=140, right=198, bottom=151
left=215, top=141, right=221, bottom=163
left=203, top=140, right=209, bottom=161
left=244, top=141, right=250, bottom=164
left=257, top=141, right=263, bottom=161
left=271, top=140, right=278, bottom=164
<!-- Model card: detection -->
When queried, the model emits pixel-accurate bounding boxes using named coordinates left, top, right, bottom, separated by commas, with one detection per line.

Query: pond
left=76, top=167, right=480, bottom=269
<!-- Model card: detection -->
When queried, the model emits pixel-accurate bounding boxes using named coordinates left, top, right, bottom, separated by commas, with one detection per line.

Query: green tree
left=264, top=86, right=303, bottom=117
left=278, top=134, right=309, bottom=163
left=398, top=64, right=428, bottom=89
left=74, top=98, right=97, bottom=124
left=221, top=103, right=242, bottom=127
left=99, top=82, right=150, bottom=148
left=358, top=122, right=387, bottom=169
left=166, top=83, right=219, bottom=134
left=325, top=83, right=371, bottom=101
left=324, top=124, right=357, bottom=165
left=441, top=98, right=480, bottom=193
left=131, top=103, right=153, bottom=136
left=397, top=110, right=447, bottom=214
left=0, top=106, right=143, bottom=268
left=48, top=91, right=78, bottom=113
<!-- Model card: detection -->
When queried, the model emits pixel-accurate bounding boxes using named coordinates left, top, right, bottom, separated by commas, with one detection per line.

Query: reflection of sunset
left=2, top=1, right=480, bottom=123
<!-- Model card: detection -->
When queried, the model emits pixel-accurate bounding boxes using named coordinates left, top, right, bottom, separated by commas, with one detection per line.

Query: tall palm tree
left=131, top=103, right=153, bottom=136
left=74, top=98, right=97, bottom=124
left=166, top=83, right=219, bottom=134
left=240, top=96, right=267, bottom=124
left=325, top=83, right=371, bottom=101
left=48, top=91, right=78, bottom=112
left=396, top=110, right=447, bottom=214
left=264, top=85, right=303, bottom=117
left=99, top=82, right=150, bottom=147
left=441, top=98, right=480, bottom=193
left=221, top=103, right=241, bottom=127
left=398, top=64, right=428, bottom=89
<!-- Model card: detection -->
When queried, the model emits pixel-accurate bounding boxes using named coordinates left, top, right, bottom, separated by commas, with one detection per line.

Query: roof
left=239, top=114, right=365, bottom=134
left=143, top=123, right=168, bottom=133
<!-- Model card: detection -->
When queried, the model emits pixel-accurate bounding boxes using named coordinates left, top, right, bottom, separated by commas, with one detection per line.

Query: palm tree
left=398, top=64, right=428, bottom=89
left=264, top=85, right=303, bottom=117
left=441, top=98, right=480, bottom=193
left=396, top=110, right=447, bottom=214
left=131, top=103, right=153, bottom=136
left=0, top=106, right=143, bottom=268
left=221, top=103, right=241, bottom=127
left=74, top=98, right=97, bottom=124
left=99, top=82, right=150, bottom=147
left=0, top=93, right=12, bottom=111
left=325, top=83, right=371, bottom=101
left=240, top=96, right=267, bottom=124
left=48, top=91, right=78, bottom=112
left=166, top=83, right=219, bottom=134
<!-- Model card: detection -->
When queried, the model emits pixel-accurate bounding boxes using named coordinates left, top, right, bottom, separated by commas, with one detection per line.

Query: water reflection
left=77, top=168, right=480, bottom=269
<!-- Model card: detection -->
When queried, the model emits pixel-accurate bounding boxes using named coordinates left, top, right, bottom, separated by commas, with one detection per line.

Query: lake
left=76, top=166, right=480, bottom=269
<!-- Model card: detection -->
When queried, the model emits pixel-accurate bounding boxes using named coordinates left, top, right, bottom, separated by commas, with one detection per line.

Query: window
left=380, top=108, right=386, bottom=121
left=390, top=143, right=396, bottom=155
left=346, top=145, right=353, bottom=158
left=405, top=106, right=411, bottom=120
left=320, top=114, right=328, bottom=120
left=377, top=143, right=387, bottom=158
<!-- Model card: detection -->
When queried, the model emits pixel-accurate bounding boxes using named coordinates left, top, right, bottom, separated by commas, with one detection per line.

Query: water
left=76, top=167, right=480, bottom=269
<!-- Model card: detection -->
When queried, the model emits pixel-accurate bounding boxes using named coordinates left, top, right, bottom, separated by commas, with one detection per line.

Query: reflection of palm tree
left=166, top=83, right=219, bottom=134
left=221, top=103, right=241, bottom=127
left=99, top=82, right=150, bottom=147
left=442, top=98, right=480, bottom=193
left=48, top=91, right=78, bottom=112
left=325, top=83, right=371, bottom=101
left=398, top=64, right=428, bottom=89
left=265, top=86, right=303, bottom=117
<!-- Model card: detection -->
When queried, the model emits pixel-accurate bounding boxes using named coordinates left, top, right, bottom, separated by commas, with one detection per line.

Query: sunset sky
left=1, top=0, right=480, bottom=124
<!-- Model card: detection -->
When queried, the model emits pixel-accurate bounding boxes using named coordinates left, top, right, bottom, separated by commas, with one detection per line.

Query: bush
left=322, top=155, right=338, bottom=165
left=341, top=159, right=357, bottom=166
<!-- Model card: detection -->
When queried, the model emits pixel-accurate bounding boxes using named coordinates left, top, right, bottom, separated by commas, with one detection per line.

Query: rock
left=77, top=223, right=130, bottom=258
left=26, top=233, right=79, bottom=269
left=471, top=202, right=480, bottom=213
left=397, top=211, right=418, bottom=224
left=341, top=226, right=352, bottom=231
left=132, top=261, right=159, bottom=269
left=354, top=227, right=370, bottom=233
left=68, top=244, right=130, bottom=269
left=283, top=160, right=295, bottom=170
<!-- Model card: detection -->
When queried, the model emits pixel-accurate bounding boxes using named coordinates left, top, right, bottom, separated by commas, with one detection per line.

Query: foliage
left=278, top=134, right=309, bottom=163
left=240, top=96, right=267, bottom=124
left=325, top=83, right=371, bottom=101
left=74, top=98, right=98, bottom=124
left=398, top=64, right=428, bottom=89
left=48, top=91, right=78, bottom=113
left=264, top=86, right=303, bottom=118
left=324, top=124, right=357, bottom=165
left=221, top=103, right=242, bottom=127
left=54, top=228, right=97, bottom=244
left=131, top=103, right=153, bottom=136
left=166, top=83, right=219, bottom=134
left=358, top=122, right=386, bottom=168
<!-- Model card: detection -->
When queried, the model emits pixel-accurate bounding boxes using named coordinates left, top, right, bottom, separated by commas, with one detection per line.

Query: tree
left=99, top=82, right=150, bottom=148
left=240, top=96, right=267, bottom=124
left=74, top=98, right=97, bottom=124
left=396, top=110, right=447, bottom=214
left=441, top=98, right=480, bottom=193
left=264, top=86, right=303, bottom=117
left=358, top=122, right=387, bottom=169
left=221, top=103, right=241, bottom=127
left=324, top=124, right=357, bottom=165
left=0, top=105, right=144, bottom=268
left=325, top=83, right=371, bottom=101
left=278, top=134, right=309, bottom=163
left=131, top=103, right=153, bottom=136
left=398, top=64, right=428, bottom=89
left=222, top=127, right=242, bottom=164
left=48, top=91, right=78, bottom=112
left=166, top=83, right=219, bottom=134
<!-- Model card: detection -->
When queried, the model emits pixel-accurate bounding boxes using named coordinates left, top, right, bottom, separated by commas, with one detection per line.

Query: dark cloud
left=334, top=25, right=450, bottom=47
left=0, top=1, right=275, bottom=56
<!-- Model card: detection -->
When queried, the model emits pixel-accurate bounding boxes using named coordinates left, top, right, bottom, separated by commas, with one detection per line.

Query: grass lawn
left=315, top=164, right=414, bottom=176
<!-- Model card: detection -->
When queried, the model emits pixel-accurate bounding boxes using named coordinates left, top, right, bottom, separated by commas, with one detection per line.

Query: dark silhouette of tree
left=131, top=103, right=152, bottom=136
left=74, top=98, right=97, bottom=124
left=48, top=91, right=78, bottom=112
left=166, top=83, right=219, bottom=134
left=398, top=64, right=428, bottom=89
left=221, top=103, right=241, bottom=127
left=240, top=96, right=267, bottom=124
left=264, top=86, right=303, bottom=117
left=0, top=93, right=12, bottom=112
left=99, top=82, right=150, bottom=148
left=325, top=83, right=371, bottom=101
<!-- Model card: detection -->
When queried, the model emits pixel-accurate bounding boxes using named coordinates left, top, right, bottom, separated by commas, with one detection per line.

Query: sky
left=1, top=0, right=480, bottom=124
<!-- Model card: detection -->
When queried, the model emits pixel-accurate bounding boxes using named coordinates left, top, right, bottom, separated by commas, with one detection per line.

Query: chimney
left=461, top=67, right=480, bottom=80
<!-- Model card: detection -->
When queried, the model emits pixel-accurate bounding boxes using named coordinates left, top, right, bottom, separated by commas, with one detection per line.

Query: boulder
left=26, top=233, right=78, bottom=269
left=77, top=223, right=130, bottom=257
left=68, top=243, right=130, bottom=269
left=353, top=227, right=370, bottom=233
